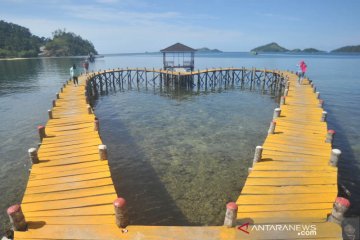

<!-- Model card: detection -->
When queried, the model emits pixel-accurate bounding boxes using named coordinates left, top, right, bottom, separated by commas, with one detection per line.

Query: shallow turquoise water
left=95, top=88, right=276, bottom=225
left=0, top=53, right=359, bottom=232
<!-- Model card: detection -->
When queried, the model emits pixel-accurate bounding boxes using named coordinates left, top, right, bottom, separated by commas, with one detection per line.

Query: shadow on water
left=98, top=103, right=192, bottom=225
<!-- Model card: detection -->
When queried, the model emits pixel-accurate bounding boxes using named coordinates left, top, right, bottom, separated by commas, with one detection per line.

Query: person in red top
left=300, top=60, right=307, bottom=76
left=83, top=60, right=89, bottom=74
left=298, top=60, right=307, bottom=84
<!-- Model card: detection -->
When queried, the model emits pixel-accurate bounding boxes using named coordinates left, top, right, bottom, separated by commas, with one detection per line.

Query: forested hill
left=0, top=20, right=45, bottom=58
left=0, top=20, right=98, bottom=58
left=42, top=29, right=98, bottom=57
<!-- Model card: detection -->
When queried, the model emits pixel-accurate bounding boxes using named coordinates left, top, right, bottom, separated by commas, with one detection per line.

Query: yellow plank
left=27, top=170, right=112, bottom=187
left=23, top=204, right=114, bottom=217
left=241, top=185, right=337, bottom=195
left=28, top=164, right=110, bottom=179
left=244, top=177, right=337, bottom=186
left=24, top=175, right=113, bottom=194
left=25, top=215, right=116, bottom=225
left=22, top=193, right=116, bottom=212
left=236, top=193, right=336, bottom=205
left=22, top=185, right=116, bottom=203
left=249, top=170, right=336, bottom=178
left=30, top=160, right=109, bottom=174
left=237, top=202, right=333, bottom=212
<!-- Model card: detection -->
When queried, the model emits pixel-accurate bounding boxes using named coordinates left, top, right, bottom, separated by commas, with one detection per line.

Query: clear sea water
left=0, top=53, right=359, bottom=233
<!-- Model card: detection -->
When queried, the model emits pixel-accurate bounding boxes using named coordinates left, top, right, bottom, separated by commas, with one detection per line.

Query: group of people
left=296, top=60, right=307, bottom=84
left=69, top=60, right=90, bottom=86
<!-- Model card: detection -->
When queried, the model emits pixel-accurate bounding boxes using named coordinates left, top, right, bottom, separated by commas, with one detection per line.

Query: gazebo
left=160, top=43, right=196, bottom=71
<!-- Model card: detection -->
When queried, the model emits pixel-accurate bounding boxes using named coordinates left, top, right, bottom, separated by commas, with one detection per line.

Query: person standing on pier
left=296, top=60, right=307, bottom=84
left=83, top=60, right=89, bottom=74
left=70, top=64, right=79, bottom=86
left=300, top=60, right=307, bottom=78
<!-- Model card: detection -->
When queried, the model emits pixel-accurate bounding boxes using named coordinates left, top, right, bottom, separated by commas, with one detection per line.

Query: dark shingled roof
left=160, top=43, right=196, bottom=52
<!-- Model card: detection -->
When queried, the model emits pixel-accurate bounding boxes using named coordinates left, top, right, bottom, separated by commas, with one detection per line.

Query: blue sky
left=1, top=0, right=359, bottom=53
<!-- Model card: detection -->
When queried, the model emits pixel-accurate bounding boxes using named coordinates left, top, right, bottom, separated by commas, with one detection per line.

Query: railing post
left=280, top=96, right=286, bottom=105
left=87, top=105, right=92, bottom=114
left=325, top=130, right=335, bottom=144
left=329, top=149, right=341, bottom=167
left=7, top=204, right=27, bottom=231
left=273, top=108, right=281, bottom=119
left=94, top=117, right=100, bottom=131
left=268, top=121, right=276, bottom=134
left=284, top=88, right=288, bottom=96
left=253, top=146, right=263, bottom=167
left=328, top=197, right=350, bottom=225
left=99, top=144, right=107, bottom=160
left=318, top=99, right=324, bottom=108
left=321, top=111, right=327, bottom=122
left=38, top=125, right=46, bottom=141
left=48, top=109, right=53, bottom=119
left=28, top=148, right=39, bottom=164
left=114, top=197, right=129, bottom=228
left=223, top=202, right=238, bottom=227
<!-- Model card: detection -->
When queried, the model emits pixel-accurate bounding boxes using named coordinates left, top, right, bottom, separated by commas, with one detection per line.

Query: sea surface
left=0, top=53, right=359, bottom=233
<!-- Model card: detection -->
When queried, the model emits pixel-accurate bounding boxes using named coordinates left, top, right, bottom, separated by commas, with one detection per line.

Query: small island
left=251, top=42, right=289, bottom=53
left=251, top=42, right=324, bottom=53
left=196, top=47, right=222, bottom=53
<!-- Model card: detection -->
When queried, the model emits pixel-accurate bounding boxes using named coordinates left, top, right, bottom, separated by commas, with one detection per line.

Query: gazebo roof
left=160, top=43, right=196, bottom=53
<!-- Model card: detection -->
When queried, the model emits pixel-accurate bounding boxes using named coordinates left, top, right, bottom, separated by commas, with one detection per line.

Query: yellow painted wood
left=241, top=186, right=337, bottom=195
left=17, top=75, right=119, bottom=239
left=22, top=185, right=116, bottom=203
left=236, top=71, right=340, bottom=238
left=14, top=224, right=342, bottom=240
left=16, top=70, right=341, bottom=239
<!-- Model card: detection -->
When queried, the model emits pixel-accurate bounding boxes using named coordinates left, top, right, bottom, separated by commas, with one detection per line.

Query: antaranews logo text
left=238, top=223, right=317, bottom=237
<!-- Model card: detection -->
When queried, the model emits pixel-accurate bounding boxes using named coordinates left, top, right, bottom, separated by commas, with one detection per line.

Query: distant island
left=331, top=45, right=360, bottom=53
left=0, top=20, right=98, bottom=58
left=250, top=42, right=360, bottom=53
left=251, top=42, right=323, bottom=53
left=196, top=47, right=222, bottom=53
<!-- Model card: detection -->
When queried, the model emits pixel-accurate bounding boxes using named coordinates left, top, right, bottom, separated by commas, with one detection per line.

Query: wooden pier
left=11, top=68, right=345, bottom=239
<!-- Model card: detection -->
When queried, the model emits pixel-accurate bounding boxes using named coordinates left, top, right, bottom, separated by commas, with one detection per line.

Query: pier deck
left=15, top=70, right=342, bottom=239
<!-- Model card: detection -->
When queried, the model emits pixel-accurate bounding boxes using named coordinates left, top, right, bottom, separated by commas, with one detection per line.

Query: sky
left=1, top=0, right=359, bottom=53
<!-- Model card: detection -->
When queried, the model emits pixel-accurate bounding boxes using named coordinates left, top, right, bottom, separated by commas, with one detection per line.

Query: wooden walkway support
left=85, top=68, right=286, bottom=98
left=11, top=69, right=345, bottom=239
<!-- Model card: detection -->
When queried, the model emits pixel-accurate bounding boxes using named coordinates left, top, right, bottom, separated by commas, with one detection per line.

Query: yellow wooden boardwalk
left=14, top=70, right=342, bottom=239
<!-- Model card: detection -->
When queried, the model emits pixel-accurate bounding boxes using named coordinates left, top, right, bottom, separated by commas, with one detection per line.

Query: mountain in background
left=289, top=48, right=324, bottom=53
left=251, top=42, right=325, bottom=53
left=331, top=45, right=360, bottom=53
left=196, top=47, right=222, bottom=53
left=251, top=42, right=289, bottom=52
